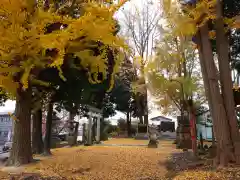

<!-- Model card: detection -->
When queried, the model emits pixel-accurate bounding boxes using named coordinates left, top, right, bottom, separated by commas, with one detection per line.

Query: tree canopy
left=0, top=0, right=127, bottom=96
left=147, top=8, right=205, bottom=116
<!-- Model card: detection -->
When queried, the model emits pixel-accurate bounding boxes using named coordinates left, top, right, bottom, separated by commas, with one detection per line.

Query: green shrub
left=131, top=127, right=137, bottom=136
left=100, top=120, right=110, bottom=141
left=51, top=136, right=61, bottom=148
left=67, top=135, right=75, bottom=146
left=138, top=124, right=148, bottom=133
left=110, top=131, right=118, bottom=137
left=107, top=124, right=118, bottom=134
left=100, top=131, right=109, bottom=141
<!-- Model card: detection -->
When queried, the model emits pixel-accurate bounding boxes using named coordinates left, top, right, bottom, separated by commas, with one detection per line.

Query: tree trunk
left=190, top=111, right=198, bottom=157
left=126, top=112, right=131, bottom=137
left=135, top=93, right=144, bottom=124
left=200, top=132, right=204, bottom=150
left=199, top=23, right=234, bottom=166
left=92, top=118, right=96, bottom=142
left=8, top=87, right=33, bottom=166
left=68, top=110, right=78, bottom=145
left=139, top=63, right=148, bottom=125
left=43, top=101, right=53, bottom=156
left=69, top=111, right=75, bottom=122
left=237, top=75, right=240, bottom=85
left=144, top=115, right=148, bottom=124
left=73, top=122, right=79, bottom=145
left=143, top=79, right=148, bottom=125
left=32, top=108, right=43, bottom=154
left=196, top=31, right=216, bottom=148
left=215, top=0, right=240, bottom=164
left=139, top=116, right=143, bottom=124
left=212, top=126, right=216, bottom=146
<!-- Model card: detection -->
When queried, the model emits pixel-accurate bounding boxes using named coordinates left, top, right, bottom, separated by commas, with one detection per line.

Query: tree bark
left=139, top=64, right=148, bottom=125
left=8, top=87, right=33, bottom=166
left=126, top=112, right=131, bottom=137
left=32, top=108, right=43, bottom=154
left=92, top=118, right=96, bottom=142
left=189, top=111, right=198, bottom=157
left=196, top=31, right=216, bottom=147
left=139, top=116, right=143, bottom=124
left=142, top=77, right=148, bottom=125
left=68, top=110, right=78, bottom=145
left=143, top=91, right=148, bottom=125
left=73, top=122, right=79, bottom=145
left=212, top=126, right=216, bottom=146
left=199, top=23, right=234, bottom=166
left=136, top=93, right=144, bottom=124
left=43, top=101, right=53, bottom=156
left=200, top=132, right=204, bottom=150
left=215, top=0, right=240, bottom=164
left=69, top=111, right=75, bottom=122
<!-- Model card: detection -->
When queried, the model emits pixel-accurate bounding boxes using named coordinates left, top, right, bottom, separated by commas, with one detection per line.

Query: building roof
left=150, top=116, right=172, bottom=122
left=0, top=112, right=13, bottom=116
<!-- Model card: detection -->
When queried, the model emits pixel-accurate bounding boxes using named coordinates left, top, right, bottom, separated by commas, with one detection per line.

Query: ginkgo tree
left=120, top=0, right=161, bottom=124
left=0, top=0, right=127, bottom=166
left=159, top=0, right=240, bottom=166
left=147, top=26, right=205, bottom=117
left=147, top=24, right=205, bottom=155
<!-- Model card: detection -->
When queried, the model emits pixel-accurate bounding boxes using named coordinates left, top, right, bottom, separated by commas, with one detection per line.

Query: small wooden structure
left=158, top=121, right=175, bottom=132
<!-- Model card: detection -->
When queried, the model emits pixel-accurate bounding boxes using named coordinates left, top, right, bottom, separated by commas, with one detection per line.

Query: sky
left=113, top=0, right=173, bottom=113
left=0, top=100, right=16, bottom=114
left=0, top=0, right=176, bottom=125
left=109, top=0, right=176, bottom=124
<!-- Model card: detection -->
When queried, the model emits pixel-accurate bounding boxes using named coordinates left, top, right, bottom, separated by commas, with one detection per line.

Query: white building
left=150, top=116, right=172, bottom=124
left=0, top=112, right=13, bottom=145
left=150, top=115, right=176, bottom=139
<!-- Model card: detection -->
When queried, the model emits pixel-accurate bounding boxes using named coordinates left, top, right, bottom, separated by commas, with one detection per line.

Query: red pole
left=190, top=112, right=197, bottom=156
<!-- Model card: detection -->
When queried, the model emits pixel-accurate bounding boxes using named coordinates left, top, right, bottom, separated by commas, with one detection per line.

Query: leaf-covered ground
left=168, top=165, right=240, bottom=180
left=0, top=139, right=240, bottom=179
left=165, top=149, right=240, bottom=180
left=102, top=138, right=150, bottom=145
left=0, top=139, right=177, bottom=179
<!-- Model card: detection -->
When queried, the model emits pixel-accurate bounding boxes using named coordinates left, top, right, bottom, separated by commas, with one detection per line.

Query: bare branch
left=170, top=96, right=181, bottom=110
left=120, top=1, right=161, bottom=65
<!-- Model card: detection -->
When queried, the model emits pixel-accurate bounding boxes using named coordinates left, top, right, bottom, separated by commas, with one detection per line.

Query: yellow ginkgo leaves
left=208, top=30, right=216, bottom=39
left=8, top=112, right=18, bottom=121
left=0, top=0, right=127, bottom=96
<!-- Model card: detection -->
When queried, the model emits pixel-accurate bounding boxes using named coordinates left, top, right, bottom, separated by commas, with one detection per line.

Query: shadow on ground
left=160, top=151, right=208, bottom=179
left=161, top=151, right=240, bottom=180
left=161, top=153, right=240, bottom=180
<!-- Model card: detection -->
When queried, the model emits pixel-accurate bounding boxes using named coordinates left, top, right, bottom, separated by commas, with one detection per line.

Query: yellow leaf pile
left=24, top=145, right=174, bottom=180
left=0, top=138, right=239, bottom=179
left=173, top=167, right=240, bottom=180
left=0, top=139, right=177, bottom=180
